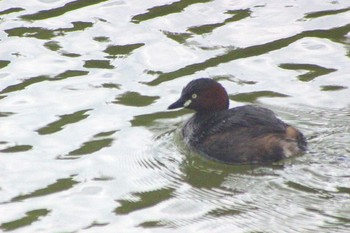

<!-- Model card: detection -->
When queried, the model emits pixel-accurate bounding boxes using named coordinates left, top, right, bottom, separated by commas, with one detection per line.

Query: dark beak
left=168, top=97, right=185, bottom=110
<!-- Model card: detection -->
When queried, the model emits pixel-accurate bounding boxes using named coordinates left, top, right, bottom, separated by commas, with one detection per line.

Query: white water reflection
left=0, top=0, right=350, bottom=232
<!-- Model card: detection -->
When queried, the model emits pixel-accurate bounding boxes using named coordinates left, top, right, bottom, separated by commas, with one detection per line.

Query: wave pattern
left=0, top=0, right=349, bottom=232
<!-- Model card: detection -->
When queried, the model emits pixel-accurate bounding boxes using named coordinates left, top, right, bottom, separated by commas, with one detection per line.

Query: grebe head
left=168, top=78, right=229, bottom=113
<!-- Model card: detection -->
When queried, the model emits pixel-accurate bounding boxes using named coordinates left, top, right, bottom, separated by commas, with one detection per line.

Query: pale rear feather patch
left=281, top=139, right=300, bottom=158
left=283, top=126, right=302, bottom=157
left=286, top=126, right=298, bottom=139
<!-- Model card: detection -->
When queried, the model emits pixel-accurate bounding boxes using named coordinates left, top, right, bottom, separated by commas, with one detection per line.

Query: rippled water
left=0, top=0, right=350, bottom=232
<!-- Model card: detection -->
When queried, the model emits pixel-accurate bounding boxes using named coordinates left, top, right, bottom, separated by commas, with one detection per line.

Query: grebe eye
left=192, top=93, right=197, bottom=99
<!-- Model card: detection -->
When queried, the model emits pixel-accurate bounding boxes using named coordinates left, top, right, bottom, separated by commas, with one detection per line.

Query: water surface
left=0, top=0, right=350, bottom=232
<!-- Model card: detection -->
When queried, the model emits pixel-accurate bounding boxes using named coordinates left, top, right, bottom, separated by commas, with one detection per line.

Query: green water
left=0, top=0, right=349, bottom=232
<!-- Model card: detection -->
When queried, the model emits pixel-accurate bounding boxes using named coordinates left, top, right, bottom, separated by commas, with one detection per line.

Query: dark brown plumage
left=168, top=78, right=307, bottom=164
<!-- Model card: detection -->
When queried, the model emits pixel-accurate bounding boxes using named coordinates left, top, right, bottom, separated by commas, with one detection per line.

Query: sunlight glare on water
left=0, top=0, right=350, bottom=232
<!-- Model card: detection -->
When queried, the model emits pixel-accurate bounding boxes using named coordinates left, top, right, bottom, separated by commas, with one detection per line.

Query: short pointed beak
left=168, top=97, right=185, bottom=110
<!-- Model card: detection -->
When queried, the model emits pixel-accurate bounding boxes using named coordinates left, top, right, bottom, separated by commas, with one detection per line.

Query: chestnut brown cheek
left=197, top=97, right=212, bottom=111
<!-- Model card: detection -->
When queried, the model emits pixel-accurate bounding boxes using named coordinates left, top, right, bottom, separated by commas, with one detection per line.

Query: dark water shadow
left=0, top=145, right=33, bottom=153
left=0, top=7, right=24, bottom=16
left=83, top=222, right=109, bottom=230
left=0, top=70, right=88, bottom=95
left=5, top=21, right=93, bottom=40
left=320, top=85, right=347, bottom=91
left=146, top=23, right=350, bottom=86
left=83, top=60, right=114, bottom=69
left=43, top=40, right=82, bottom=58
left=230, top=91, right=289, bottom=103
left=0, top=209, right=50, bottom=232
left=43, top=41, right=62, bottom=51
left=93, top=36, right=111, bottom=42
left=113, top=92, right=159, bottom=107
left=0, top=60, right=11, bottom=69
left=162, top=30, right=193, bottom=44
left=58, top=130, right=117, bottom=159
left=20, top=0, right=110, bottom=21
left=4, top=176, right=78, bottom=203
left=131, top=0, right=213, bottom=23
left=279, top=63, right=337, bottom=82
left=304, top=7, right=350, bottom=19
left=104, top=43, right=145, bottom=59
left=66, top=138, right=113, bottom=158
left=114, top=188, right=175, bottom=215
left=188, top=9, right=251, bottom=35
left=0, top=112, right=14, bottom=117
left=43, top=39, right=83, bottom=58
left=36, top=109, right=91, bottom=135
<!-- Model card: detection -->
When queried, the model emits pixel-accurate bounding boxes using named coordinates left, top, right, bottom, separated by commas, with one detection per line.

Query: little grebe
left=168, top=78, right=307, bottom=164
